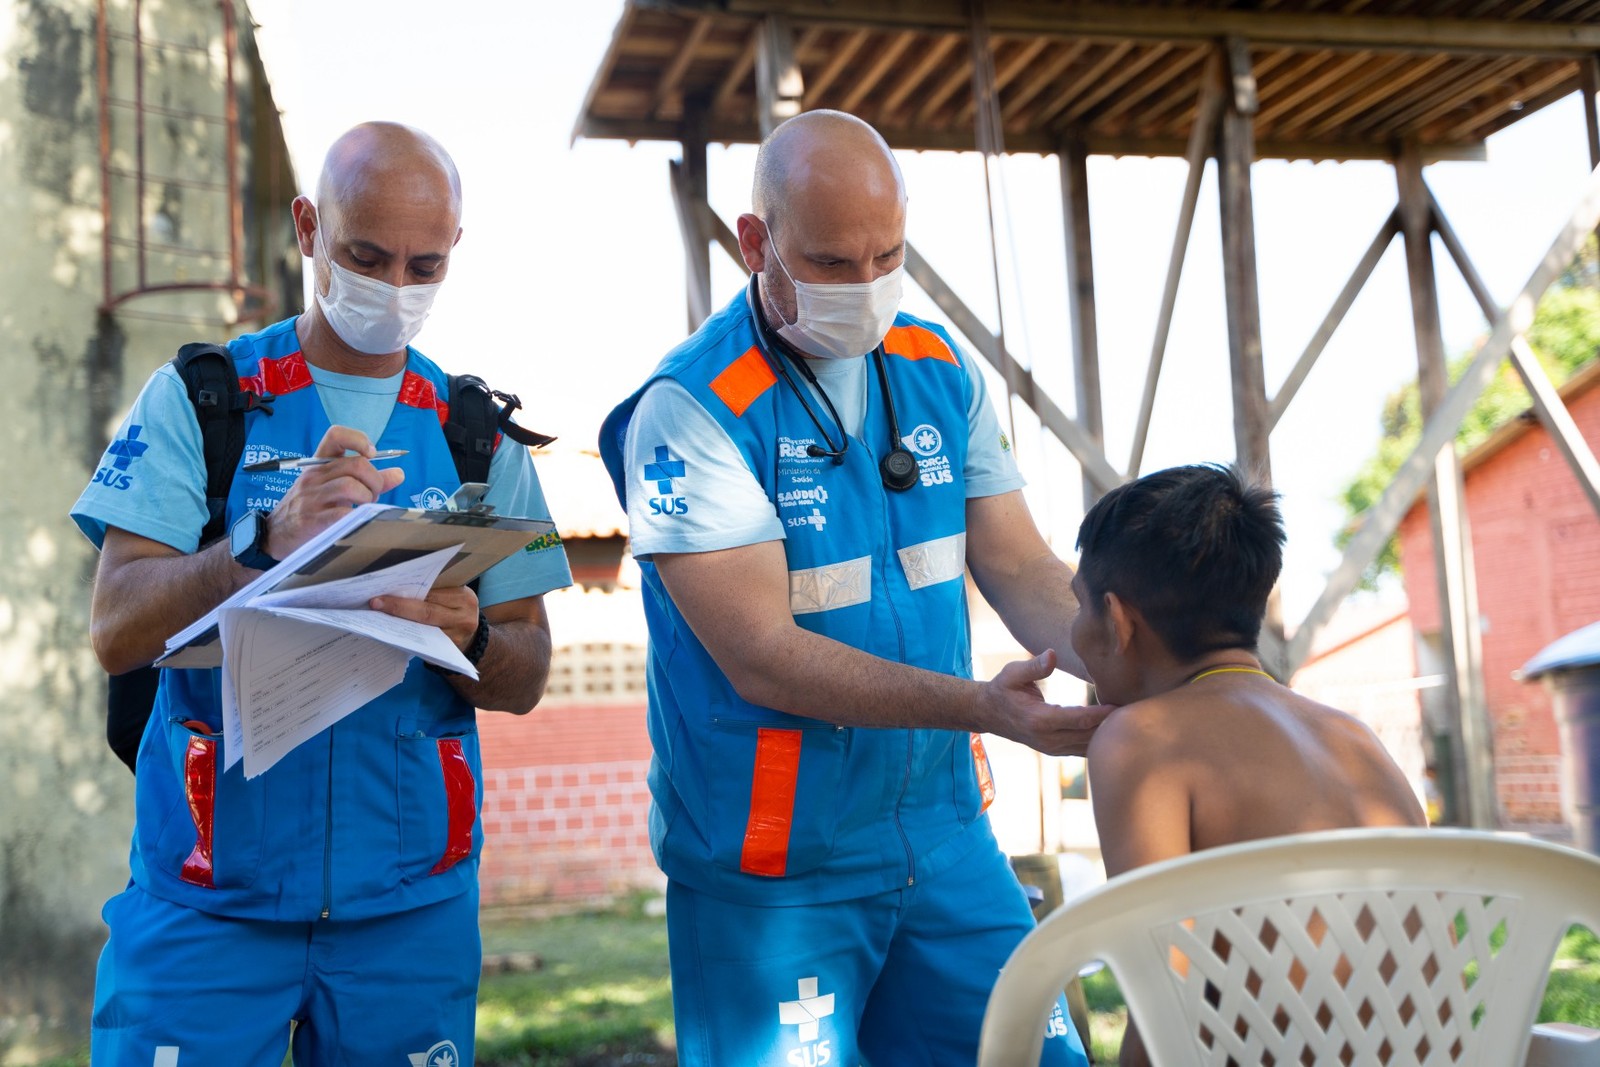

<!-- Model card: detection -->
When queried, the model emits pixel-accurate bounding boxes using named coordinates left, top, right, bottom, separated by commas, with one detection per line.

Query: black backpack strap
left=107, top=342, right=273, bottom=774
left=170, top=342, right=273, bottom=544
left=444, top=374, right=556, bottom=487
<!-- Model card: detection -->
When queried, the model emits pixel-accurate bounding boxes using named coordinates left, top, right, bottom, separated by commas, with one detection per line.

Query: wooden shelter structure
left=574, top=0, right=1600, bottom=829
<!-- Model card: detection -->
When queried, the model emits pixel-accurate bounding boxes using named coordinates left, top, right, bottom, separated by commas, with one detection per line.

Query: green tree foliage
left=1337, top=238, right=1600, bottom=584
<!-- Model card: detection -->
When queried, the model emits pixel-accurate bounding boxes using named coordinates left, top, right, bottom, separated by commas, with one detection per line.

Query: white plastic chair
left=979, top=828, right=1600, bottom=1066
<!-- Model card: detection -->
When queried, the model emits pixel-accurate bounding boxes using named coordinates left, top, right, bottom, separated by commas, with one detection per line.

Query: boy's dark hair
left=1075, top=463, right=1285, bottom=659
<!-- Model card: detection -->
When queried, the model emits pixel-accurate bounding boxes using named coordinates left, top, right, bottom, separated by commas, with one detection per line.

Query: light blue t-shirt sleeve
left=964, top=357, right=1025, bottom=499
left=623, top=379, right=785, bottom=560
left=70, top=364, right=209, bottom=552
left=473, top=438, right=573, bottom=608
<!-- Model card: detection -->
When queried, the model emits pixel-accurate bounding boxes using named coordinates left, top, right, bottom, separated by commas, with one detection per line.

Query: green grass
left=1539, top=926, right=1600, bottom=1028
left=29, top=908, right=1598, bottom=1066
left=475, top=895, right=675, bottom=1067
left=476, top=909, right=1600, bottom=1065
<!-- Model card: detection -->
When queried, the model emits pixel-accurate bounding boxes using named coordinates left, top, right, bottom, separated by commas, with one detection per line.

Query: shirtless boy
left=1070, top=463, right=1426, bottom=1066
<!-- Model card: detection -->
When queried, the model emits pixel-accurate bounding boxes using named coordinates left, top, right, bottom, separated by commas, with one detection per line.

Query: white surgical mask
left=313, top=218, right=441, bottom=355
left=766, top=227, right=903, bottom=360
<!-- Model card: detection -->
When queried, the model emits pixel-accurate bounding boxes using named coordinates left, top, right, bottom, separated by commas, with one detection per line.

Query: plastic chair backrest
left=979, top=828, right=1600, bottom=1066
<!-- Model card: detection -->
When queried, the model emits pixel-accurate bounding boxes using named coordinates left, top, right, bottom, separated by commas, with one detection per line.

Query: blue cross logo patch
left=644, top=445, right=685, bottom=494
left=107, top=425, right=150, bottom=470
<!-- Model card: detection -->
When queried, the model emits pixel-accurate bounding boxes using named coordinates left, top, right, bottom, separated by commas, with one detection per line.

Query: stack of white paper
left=209, top=543, right=473, bottom=779
left=159, top=501, right=554, bottom=779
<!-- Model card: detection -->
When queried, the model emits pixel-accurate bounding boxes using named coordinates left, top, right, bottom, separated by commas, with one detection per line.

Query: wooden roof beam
left=650, top=16, right=714, bottom=119
left=1438, top=61, right=1581, bottom=140
left=714, top=24, right=824, bottom=116
left=1052, top=43, right=1173, bottom=129
left=571, top=3, right=638, bottom=145
left=712, top=32, right=758, bottom=115
left=914, top=49, right=974, bottom=126
left=1253, top=50, right=1372, bottom=126
left=1352, top=54, right=1536, bottom=136
left=954, top=36, right=1049, bottom=126
left=879, top=32, right=963, bottom=120
left=1299, top=53, right=1453, bottom=139
left=574, top=113, right=1486, bottom=159
left=1137, top=46, right=1291, bottom=137
left=685, top=0, right=1600, bottom=54
left=1273, top=53, right=1414, bottom=136
left=1025, top=42, right=1135, bottom=129
left=804, top=28, right=871, bottom=107
left=1093, top=45, right=1209, bottom=127
left=999, top=39, right=1089, bottom=123
left=837, top=31, right=915, bottom=114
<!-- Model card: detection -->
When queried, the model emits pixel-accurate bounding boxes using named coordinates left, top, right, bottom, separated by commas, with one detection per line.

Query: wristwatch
left=229, top=509, right=278, bottom=571
left=428, top=612, right=491, bottom=678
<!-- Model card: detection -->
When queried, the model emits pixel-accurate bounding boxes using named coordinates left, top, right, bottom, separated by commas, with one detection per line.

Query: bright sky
left=246, top=0, right=1595, bottom=628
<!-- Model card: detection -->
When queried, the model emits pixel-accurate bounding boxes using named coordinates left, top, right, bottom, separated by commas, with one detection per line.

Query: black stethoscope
left=748, top=275, right=919, bottom=492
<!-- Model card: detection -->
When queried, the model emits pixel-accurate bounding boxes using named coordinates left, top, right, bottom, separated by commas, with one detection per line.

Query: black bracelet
left=427, top=612, right=491, bottom=677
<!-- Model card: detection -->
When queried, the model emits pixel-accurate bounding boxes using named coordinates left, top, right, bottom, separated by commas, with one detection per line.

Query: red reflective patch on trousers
left=430, top=738, right=477, bottom=875
left=739, top=728, right=803, bottom=877
left=971, top=733, right=995, bottom=814
left=180, top=733, right=217, bottom=887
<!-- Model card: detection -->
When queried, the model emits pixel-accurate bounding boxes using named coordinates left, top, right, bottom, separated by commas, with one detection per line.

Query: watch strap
left=427, top=612, right=490, bottom=678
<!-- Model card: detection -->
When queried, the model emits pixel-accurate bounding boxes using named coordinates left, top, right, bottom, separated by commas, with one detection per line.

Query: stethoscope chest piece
left=879, top=446, right=918, bottom=492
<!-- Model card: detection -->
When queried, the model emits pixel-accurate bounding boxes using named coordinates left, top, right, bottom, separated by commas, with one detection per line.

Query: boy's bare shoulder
left=1086, top=692, right=1189, bottom=765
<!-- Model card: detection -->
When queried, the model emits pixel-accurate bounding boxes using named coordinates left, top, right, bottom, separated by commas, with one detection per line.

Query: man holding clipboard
left=71, top=123, right=570, bottom=1067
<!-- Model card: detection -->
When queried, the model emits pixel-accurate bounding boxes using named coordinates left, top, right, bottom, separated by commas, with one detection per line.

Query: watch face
left=231, top=512, right=259, bottom=557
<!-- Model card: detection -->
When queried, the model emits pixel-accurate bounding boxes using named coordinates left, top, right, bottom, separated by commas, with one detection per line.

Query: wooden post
left=1288, top=163, right=1600, bottom=674
left=1217, top=40, right=1271, bottom=485
left=903, top=243, right=1123, bottom=494
left=1268, top=210, right=1401, bottom=431
left=1396, top=143, right=1496, bottom=830
left=1583, top=54, right=1600, bottom=170
left=676, top=95, right=711, bottom=333
left=1584, top=54, right=1600, bottom=249
left=1060, top=139, right=1103, bottom=509
left=1128, top=54, right=1223, bottom=478
left=1215, top=39, right=1286, bottom=679
left=756, top=14, right=802, bottom=137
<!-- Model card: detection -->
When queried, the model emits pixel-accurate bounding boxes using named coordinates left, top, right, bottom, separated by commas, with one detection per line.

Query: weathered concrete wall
left=0, top=2, right=295, bottom=1060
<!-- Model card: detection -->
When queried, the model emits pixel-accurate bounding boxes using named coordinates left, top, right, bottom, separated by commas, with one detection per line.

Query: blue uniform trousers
left=89, top=882, right=479, bottom=1066
left=666, top=835, right=1088, bottom=1067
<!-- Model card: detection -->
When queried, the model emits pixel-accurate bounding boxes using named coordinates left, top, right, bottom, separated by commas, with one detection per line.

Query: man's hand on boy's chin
left=981, top=648, right=1118, bottom=756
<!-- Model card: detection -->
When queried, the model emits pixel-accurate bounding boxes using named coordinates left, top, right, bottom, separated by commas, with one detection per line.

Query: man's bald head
left=752, top=110, right=904, bottom=235
left=315, top=121, right=462, bottom=228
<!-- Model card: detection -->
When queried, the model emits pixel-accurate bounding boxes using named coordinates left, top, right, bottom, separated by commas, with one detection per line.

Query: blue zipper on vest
left=321, top=728, right=334, bottom=919
left=864, top=428, right=917, bottom=888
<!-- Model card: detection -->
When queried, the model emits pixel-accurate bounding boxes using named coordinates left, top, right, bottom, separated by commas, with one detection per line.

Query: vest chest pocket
left=707, top=718, right=847, bottom=879
left=396, top=716, right=481, bottom=881
left=146, top=716, right=266, bottom=889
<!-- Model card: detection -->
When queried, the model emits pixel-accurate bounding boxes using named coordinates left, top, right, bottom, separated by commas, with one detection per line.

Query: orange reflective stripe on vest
left=883, top=324, right=959, bottom=365
left=971, top=732, right=995, bottom=813
left=710, top=346, right=778, bottom=417
left=740, top=727, right=804, bottom=876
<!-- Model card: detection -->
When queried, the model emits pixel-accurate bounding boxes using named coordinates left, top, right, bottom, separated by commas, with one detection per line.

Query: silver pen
left=242, top=449, right=409, bottom=473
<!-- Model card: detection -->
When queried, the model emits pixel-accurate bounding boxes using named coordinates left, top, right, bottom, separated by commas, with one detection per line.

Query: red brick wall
left=477, top=701, right=659, bottom=904
left=1398, top=382, right=1600, bottom=827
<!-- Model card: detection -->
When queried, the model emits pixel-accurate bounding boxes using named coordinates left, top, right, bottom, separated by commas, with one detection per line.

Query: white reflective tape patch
left=153, top=1048, right=180, bottom=1067
left=898, top=533, right=967, bottom=591
left=789, top=556, right=872, bottom=615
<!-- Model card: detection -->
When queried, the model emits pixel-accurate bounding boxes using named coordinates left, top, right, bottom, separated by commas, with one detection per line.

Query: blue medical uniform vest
left=133, top=317, right=484, bottom=922
left=601, top=292, right=999, bottom=905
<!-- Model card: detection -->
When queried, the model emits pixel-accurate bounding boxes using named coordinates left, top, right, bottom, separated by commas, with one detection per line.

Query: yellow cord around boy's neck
left=1187, top=665, right=1273, bottom=685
